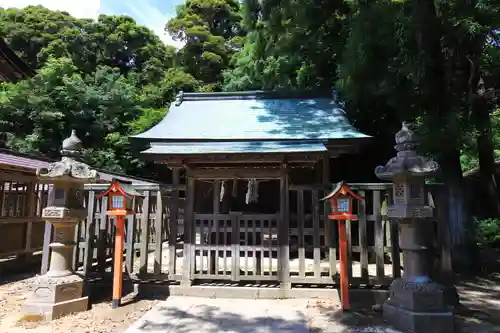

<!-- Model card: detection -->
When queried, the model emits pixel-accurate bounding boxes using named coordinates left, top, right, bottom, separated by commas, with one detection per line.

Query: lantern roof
left=36, top=130, right=98, bottom=183
left=374, top=122, right=439, bottom=180
left=96, top=178, right=143, bottom=199
left=321, top=181, right=364, bottom=201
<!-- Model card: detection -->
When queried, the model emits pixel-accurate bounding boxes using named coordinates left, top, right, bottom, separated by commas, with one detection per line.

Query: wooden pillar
left=82, top=190, right=96, bottom=276
left=97, top=198, right=109, bottom=273
left=323, top=157, right=336, bottom=273
left=125, top=197, right=136, bottom=274
left=230, top=211, right=241, bottom=281
left=279, top=163, right=290, bottom=290
left=338, top=219, right=350, bottom=310
left=24, top=182, right=36, bottom=256
left=41, top=186, right=55, bottom=275
left=112, top=215, right=125, bottom=308
left=153, top=190, right=164, bottom=274
left=210, top=180, right=221, bottom=275
left=138, top=191, right=150, bottom=274
left=168, top=167, right=180, bottom=280
left=182, top=175, right=195, bottom=286
left=40, top=222, right=53, bottom=275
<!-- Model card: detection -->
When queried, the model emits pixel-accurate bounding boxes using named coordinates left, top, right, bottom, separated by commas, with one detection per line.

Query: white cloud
left=0, top=0, right=184, bottom=48
left=133, top=4, right=184, bottom=49
left=104, top=0, right=184, bottom=49
left=0, top=0, right=102, bottom=20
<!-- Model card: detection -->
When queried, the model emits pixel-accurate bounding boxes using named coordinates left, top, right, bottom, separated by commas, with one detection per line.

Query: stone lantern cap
left=374, top=122, right=439, bottom=181
left=36, top=130, right=99, bottom=183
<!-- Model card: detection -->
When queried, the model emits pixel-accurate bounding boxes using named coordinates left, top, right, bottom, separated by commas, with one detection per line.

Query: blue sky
left=0, top=0, right=185, bottom=48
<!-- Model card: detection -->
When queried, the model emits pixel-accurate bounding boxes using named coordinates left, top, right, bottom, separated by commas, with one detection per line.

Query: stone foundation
left=23, top=275, right=89, bottom=320
left=382, top=279, right=455, bottom=333
left=24, top=296, right=89, bottom=320
left=383, top=301, right=454, bottom=333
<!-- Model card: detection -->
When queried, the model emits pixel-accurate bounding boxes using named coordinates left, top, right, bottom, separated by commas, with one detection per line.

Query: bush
left=473, top=218, right=500, bottom=248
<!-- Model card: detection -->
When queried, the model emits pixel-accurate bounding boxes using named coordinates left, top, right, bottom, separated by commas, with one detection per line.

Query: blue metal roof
left=143, top=141, right=328, bottom=155
left=133, top=91, right=370, bottom=141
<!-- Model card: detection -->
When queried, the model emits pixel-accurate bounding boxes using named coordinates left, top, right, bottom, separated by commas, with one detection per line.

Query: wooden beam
left=149, top=152, right=334, bottom=165
left=279, top=163, right=290, bottom=290
left=182, top=176, right=195, bottom=286
left=186, top=167, right=283, bottom=179
left=40, top=222, right=52, bottom=275
left=184, top=154, right=322, bottom=163
left=185, top=163, right=319, bottom=171
left=0, top=216, right=44, bottom=225
left=168, top=167, right=180, bottom=280
left=0, top=170, right=37, bottom=182
left=25, top=182, right=36, bottom=254
left=138, top=191, right=150, bottom=274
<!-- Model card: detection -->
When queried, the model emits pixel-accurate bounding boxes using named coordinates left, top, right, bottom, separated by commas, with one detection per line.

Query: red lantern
left=322, top=181, right=364, bottom=220
left=97, top=179, right=140, bottom=216
left=96, top=179, right=141, bottom=309
left=321, top=181, right=364, bottom=312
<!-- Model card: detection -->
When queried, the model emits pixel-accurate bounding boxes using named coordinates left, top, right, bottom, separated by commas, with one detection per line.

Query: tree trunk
left=474, top=96, right=500, bottom=217
left=411, top=0, right=472, bottom=268
left=440, top=149, right=472, bottom=271
left=467, top=50, right=500, bottom=217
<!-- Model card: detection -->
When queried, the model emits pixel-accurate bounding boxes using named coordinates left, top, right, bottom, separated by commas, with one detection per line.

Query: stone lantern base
left=23, top=275, right=88, bottom=320
left=383, top=279, right=454, bottom=333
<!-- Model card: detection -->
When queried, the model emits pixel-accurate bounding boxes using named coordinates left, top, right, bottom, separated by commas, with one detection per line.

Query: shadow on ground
left=138, top=305, right=308, bottom=333
left=454, top=273, right=500, bottom=333
left=0, top=255, right=41, bottom=287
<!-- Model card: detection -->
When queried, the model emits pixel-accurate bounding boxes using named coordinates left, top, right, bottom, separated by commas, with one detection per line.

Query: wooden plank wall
left=35, top=180, right=451, bottom=291
left=0, top=180, right=49, bottom=259
left=126, top=182, right=403, bottom=287
left=40, top=183, right=186, bottom=276
left=289, top=183, right=399, bottom=286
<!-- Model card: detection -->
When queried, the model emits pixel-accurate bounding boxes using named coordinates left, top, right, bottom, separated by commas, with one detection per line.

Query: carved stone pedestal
left=24, top=275, right=88, bottom=320
left=383, top=280, right=454, bottom=333
left=23, top=130, right=98, bottom=321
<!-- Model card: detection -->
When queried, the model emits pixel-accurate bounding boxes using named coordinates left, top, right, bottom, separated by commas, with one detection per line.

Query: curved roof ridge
left=0, top=38, right=35, bottom=81
left=175, top=90, right=331, bottom=104
left=133, top=93, right=370, bottom=142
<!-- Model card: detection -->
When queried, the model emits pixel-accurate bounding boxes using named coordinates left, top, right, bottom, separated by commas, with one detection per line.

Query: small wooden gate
left=193, top=213, right=279, bottom=282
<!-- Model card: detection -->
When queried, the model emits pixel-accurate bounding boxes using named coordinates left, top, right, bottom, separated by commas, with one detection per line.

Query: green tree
left=0, top=55, right=199, bottom=176
left=0, top=5, right=203, bottom=178
left=224, top=0, right=349, bottom=92
left=0, top=6, right=177, bottom=84
left=0, top=5, right=87, bottom=69
left=166, top=0, right=244, bottom=86
left=224, top=0, right=500, bottom=266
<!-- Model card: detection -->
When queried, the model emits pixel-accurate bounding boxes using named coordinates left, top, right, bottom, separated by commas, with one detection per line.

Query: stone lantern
left=23, top=130, right=98, bottom=320
left=374, top=122, right=454, bottom=333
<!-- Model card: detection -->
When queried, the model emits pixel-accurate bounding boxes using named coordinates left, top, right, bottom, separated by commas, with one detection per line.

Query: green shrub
left=473, top=218, right=500, bottom=248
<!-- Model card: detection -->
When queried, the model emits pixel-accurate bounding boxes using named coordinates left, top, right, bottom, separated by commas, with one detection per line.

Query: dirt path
left=0, top=273, right=157, bottom=333
left=455, top=273, right=500, bottom=333
left=1, top=272, right=499, bottom=333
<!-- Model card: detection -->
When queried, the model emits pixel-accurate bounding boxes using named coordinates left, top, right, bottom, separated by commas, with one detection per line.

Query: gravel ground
left=1, top=271, right=499, bottom=333
left=0, top=273, right=158, bottom=333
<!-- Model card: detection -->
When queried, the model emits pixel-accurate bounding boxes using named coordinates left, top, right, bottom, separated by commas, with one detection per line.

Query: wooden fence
left=186, top=183, right=405, bottom=286
left=0, top=180, right=49, bottom=259
left=42, top=181, right=452, bottom=290
left=40, top=183, right=186, bottom=276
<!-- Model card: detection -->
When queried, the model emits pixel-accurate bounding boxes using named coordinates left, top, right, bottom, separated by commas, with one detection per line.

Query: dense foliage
left=0, top=5, right=228, bottom=177
left=1, top=1, right=499, bottom=260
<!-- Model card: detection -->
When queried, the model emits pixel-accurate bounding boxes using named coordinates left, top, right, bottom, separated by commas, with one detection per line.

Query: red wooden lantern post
left=96, top=179, right=141, bottom=309
left=322, top=181, right=364, bottom=311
